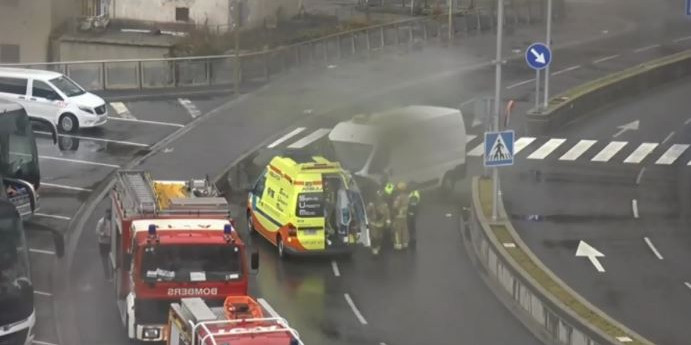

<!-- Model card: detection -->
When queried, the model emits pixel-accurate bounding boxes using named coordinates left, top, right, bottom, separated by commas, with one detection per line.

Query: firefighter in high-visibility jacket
left=407, top=188, right=420, bottom=248
left=366, top=191, right=390, bottom=255
left=392, top=182, right=410, bottom=250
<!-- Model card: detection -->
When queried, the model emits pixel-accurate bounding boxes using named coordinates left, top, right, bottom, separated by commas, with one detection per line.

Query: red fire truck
left=166, top=296, right=303, bottom=345
left=110, top=170, right=259, bottom=342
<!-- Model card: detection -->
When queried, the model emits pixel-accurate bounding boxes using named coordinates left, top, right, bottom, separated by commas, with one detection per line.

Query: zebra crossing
left=266, top=126, right=691, bottom=167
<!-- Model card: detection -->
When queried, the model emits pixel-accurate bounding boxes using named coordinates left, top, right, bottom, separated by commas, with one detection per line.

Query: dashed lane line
left=39, top=156, right=120, bottom=168
left=178, top=98, right=202, bottom=118
left=685, top=282, right=691, bottom=290
left=644, top=237, right=664, bottom=260
left=34, top=290, right=53, bottom=296
left=40, top=183, right=92, bottom=192
left=331, top=261, right=341, bottom=277
left=633, top=44, right=661, bottom=53
left=344, top=293, right=368, bottom=325
left=635, top=167, right=646, bottom=185
left=107, top=116, right=185, bottom=128
left=632, top=199, right=639, bottom=219
left=685, top=117, right=691, bottom=126
left=29, top=248, right=56, bottom=255
left=287, top=129, right=331, bottom=149
left=506, top=79, right=534, bottom=89
left=34, top=213, right=71, bottom=221
left=109, top=102, right=136, bottom=120
left=593, top=54, right=620, bottom=64
left=267, top=127, right=306, bottom=148
left=662, top=132, right=675, bottom=144
left=34, top=131, right=149, bottom=147
left=33, top=340, right=59, bottom=345
left=552, top=65, right=581, bottom=76
left=674, top=35, right=691, bottom=43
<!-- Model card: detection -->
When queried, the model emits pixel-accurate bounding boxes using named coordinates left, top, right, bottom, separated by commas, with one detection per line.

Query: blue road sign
left=484, top=130, right=515, bottom=167
left=687, top=0, right=691, bottom=16
left=525, top=42, right=552, bottom=70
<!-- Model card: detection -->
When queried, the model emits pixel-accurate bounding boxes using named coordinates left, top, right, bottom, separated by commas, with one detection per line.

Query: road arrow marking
left=613, top=120, right=639, bottom=138
left=576, top=240, right=605, bottom=272
left=530, top=48, right=546, bottom=64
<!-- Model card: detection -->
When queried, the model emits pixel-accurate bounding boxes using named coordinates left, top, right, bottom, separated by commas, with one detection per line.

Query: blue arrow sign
left=525, top=42, right=552, bottom=70
left=484, top=130, right=515, bottom=167
left=687, top=0, right=691, bottom=16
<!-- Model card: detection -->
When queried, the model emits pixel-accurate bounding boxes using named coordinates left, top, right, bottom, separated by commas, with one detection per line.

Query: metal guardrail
left=2, top=0, right=543, bottom=92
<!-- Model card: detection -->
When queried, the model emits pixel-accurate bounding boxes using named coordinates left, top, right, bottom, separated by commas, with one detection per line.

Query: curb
left=466, top=176, right=655, bottom=345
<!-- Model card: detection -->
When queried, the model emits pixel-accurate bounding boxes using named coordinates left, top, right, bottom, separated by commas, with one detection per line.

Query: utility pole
left=233, top=0, right=241, bottom=95
left=492, top=0, right=503, bottom=221
left=448, top=0, right=453, bottom=42
left=542, top=0, right=552, bottom=108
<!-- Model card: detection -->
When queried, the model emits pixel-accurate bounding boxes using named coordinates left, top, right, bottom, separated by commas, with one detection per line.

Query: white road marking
left=591, top=141, right=627, bottom=162
left=109, top=102, right=136, bottom=120
left=593, top=54, right=620, bottom=64
left=634, top=44, right=660, bottom=53
left=39, top=156, right=120, bottom=168
left=503, top=242, right=516, bottom=248
left=107, top=116, right=184, bottom=128
left=466, top=134, right=477, bottom=143
left=643, top=237, right=664, bottom=260
left=344, top=293, right=368, bottom=325
left=576, top=240, right=605, bottom=273
left=674, top=35, right=691, bottom=43
left=655, top=144, right=689, bottom=165
left=34, top=131, right=148, bottom=147
left=35, top=213, right=71, bottom=221
left=632, top=199, right=639, bottom=219
left=616, top=336, right=633, bottom=343
left=552, top=65, right=581, bottom=76
left=685, top=117, right=691, bottom=126
left=527, top=138, right=566, bottom=160
left=33, top=340, right=59, bottom=345
left=635, top=167, right=646, bottom=185
left=662, top=131, right=675, bottom=144
left=178, top=98, right=201, bottom=118
left=34, top=290, right=53, bottom=296
left=257, top=298, right=281, bottom=318
left=40, top=183, right=92, bottom=192
left=623, top=143, right=658, bottom=164
left=30, top=248, right=55, bottom=255
left=287, top=128, right=331, bottom=149
left=513, top=137, right=537, bottom=154
left=459, top=98, right=476, bottom=107
left=331, top=261, right=341, bottom=277
left=467, top=142, right=485, bottom=157
left=267, top=127, right=306, bottom=148
left=559, top=139, right=596, bottom=161
left=506, top=79, right=534, bottom=89
left=685, top=282, right=691, bottom=290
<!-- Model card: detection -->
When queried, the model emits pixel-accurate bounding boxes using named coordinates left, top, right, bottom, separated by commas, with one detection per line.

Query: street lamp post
left=491, top=0, right=504, bottom=221
left=542, top=0, right=552, bottom=108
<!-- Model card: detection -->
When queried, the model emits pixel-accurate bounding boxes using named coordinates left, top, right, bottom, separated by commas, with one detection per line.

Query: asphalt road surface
left=26, top=0, right=691, bottom=344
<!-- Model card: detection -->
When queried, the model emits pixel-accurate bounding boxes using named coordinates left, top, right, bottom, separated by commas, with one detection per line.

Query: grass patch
left=476, top=179, right=646, bottom=344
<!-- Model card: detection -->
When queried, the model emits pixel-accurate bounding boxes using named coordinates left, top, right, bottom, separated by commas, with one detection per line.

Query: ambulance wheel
left=277, top=236, right=286, bottom=259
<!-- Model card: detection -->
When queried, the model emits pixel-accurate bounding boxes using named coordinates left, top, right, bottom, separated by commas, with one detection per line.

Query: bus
left=0, top=99, right=63, bottom=345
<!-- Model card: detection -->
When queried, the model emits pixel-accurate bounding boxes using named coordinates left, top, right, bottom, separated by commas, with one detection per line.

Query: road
left=25, top=0, right=691, bottom=344
left=502, top=76, right=691, bottom=345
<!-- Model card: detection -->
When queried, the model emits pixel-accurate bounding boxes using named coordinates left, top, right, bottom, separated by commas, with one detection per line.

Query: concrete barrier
left=526, top=50, right=691, bottom=135
left=463, top=176, right=656, bottom=345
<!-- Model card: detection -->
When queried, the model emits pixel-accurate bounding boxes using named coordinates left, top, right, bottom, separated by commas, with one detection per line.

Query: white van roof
left=0, top=67, right=62, bottom=81
left=371, top=105, right=461, bottom=124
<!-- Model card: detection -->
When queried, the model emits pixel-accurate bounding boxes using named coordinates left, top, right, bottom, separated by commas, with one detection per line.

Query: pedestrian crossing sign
left=484, top=130, right=515, bottom=167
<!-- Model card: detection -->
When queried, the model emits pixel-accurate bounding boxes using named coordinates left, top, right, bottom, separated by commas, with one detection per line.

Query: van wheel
left=277, top=236, right=286, bottom=259
left=440, top=171, right=456, bottom=199
left=59, top=113, right=79, bottom=133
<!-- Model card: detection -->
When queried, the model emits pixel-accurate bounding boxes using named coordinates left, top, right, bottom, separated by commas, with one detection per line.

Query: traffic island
left=463, top=176, right=655, bottom=345
left=526, top=50, right=691, bottom=135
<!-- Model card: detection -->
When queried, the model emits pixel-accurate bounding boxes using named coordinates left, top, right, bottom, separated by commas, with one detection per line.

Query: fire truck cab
left=167, top=296, right=303, bottom=345
left=110, top=170, right=259, bottom=342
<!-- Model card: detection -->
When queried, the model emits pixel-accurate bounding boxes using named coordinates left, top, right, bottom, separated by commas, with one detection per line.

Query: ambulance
left=247, top=155, right=368, bottom=258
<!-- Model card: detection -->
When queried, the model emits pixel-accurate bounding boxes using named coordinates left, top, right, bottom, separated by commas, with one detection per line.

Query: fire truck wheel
left=277, top=236, right=286, bottom=259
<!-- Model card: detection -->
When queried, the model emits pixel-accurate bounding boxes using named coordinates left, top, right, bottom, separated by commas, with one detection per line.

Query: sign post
left=525, top=42, right=552, bottom=110
left=484, top=130, right=514, bottom=220
left=543, top=0, right=553, bottom=108
left=491, top=0, right=505, bottom=221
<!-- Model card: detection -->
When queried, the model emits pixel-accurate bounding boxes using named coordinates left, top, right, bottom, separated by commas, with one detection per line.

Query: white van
left=0, top=67, right=107, bottom=132
left=328, top=105, right=467, bottom=193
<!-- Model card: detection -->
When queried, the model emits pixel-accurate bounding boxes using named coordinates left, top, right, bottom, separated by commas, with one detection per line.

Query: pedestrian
left=392, top=182, right=410, bottom=250
left=96, top=209, right=113, bottom=280
left=407, top=186, right=420, bottom=248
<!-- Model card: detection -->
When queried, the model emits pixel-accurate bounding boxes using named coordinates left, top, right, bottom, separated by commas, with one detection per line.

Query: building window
left=175, top=7, right=189, bottom=21
left=0, top=44, right=20, bottom=63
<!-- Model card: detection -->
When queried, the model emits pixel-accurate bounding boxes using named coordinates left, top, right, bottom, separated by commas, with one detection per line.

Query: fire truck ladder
left=117, top=170, right=157, bottom=214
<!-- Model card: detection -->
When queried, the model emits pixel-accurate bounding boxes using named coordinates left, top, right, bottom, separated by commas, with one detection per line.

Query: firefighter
left=367, top=191, right=390, bottom=255
left=407, top=186, right=420, bottom=248
left=96, top=209, right=113, bottom=280
left=392, top=182, right=410, bottom=250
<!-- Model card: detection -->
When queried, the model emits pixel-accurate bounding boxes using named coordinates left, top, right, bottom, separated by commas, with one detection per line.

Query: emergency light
left=224, top=223, right=233, bottom=234
left=148, top=224, right=157, bottom=236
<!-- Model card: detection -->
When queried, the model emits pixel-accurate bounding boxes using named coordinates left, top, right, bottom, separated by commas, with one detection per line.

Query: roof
left=269, top=156, right=343, bottom=178
left=0, top=99, right=24, bottom=113
left=131, top=219, right=232, bottom=233
left=0, top=67, right=62, bottom=80
left=372, top=105, right=460, bottom=123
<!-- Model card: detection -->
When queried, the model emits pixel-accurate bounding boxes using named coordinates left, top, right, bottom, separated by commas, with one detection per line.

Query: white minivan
left=328, top=105, right=467, bottom=193
left=0, top=67, right=107, bottom=132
